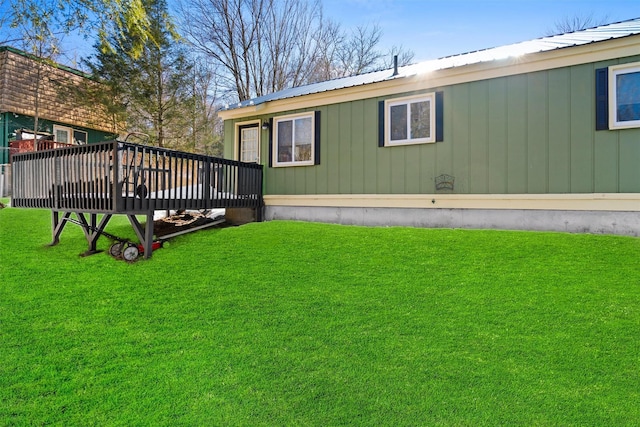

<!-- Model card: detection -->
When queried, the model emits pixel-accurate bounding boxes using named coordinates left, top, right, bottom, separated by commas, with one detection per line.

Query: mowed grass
left=1, top=204, right=640, bottom=426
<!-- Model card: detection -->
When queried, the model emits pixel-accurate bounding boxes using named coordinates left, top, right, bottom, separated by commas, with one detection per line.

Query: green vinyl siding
left=619, top=130, right=640, bottom=192
left=506, top=74, right=528, bottom=193
left=435, top=91, right=454, bottom=184
left=419, top=143, right=436, bottom=193
left=487, top=78, right=508, bottom=193
left=469, top=81, right=489, bottom=194
left=225, top=55, right=640, bottom=196
left=325, top=105, right=339, bottom=194
left=451, top=85, right=470, bottom=193
left=363, top=100, right=378, bottom=194
left=547, top=68, right=571, bottom=193
left=350, top=100, right=365, bottom=194
left=527, top=71, right=548, bottom=194
left=339, top=103, right=352, bottom=194
left=594, top=127, right=619, bottom=192
left=389, top=143, right=405, bottom=194
left=375, top=106, right=392, bottom=194
left=314, top=112, right=328, bottom=195
left=570, top=65, right=595, bottom=193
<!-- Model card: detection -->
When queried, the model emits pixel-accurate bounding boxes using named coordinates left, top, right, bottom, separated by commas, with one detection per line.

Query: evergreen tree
left=87, top=0, right=193, bottom=148
left=1, top=0, right=153, bottom=59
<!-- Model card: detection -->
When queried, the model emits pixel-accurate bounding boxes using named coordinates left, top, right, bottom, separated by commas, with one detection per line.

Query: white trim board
left=263, top=193, right=640, bottom=212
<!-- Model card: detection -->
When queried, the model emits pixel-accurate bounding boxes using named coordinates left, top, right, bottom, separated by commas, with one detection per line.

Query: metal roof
left=220, top=17, right=640, bottom=112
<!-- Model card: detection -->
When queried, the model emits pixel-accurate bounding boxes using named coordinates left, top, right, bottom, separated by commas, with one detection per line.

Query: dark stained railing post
left=112, top=141, right=121, bottom=213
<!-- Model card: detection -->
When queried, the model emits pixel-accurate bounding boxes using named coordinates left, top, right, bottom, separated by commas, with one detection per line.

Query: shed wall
left=0, top=49, right=113, bottom=133
left=0, top=112, right=116, bottom=165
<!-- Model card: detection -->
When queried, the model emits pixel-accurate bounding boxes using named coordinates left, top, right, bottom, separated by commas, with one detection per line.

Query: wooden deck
left=11, top=141, right=263, bottom=258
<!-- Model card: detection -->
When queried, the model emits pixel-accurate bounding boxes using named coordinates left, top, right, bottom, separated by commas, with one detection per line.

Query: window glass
left=240, top=126, right=259, bottom=162
left=616, top=71, right=640, bottom=123
left=390, top=104, right=408, bottom=141
left=294, top=117, right=312, bottom=161
left=277, top=120, right=293, bottom=163
left=274, top=113, right=315, bottom=166
left=410, top=100, right=431, bottom=139
left=73, top=130, right=88, bottom=145
left=55, top=128, right=70, bottom=143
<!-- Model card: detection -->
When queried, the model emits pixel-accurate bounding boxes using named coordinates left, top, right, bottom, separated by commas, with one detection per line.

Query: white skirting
left=263, top=194, right=640, bottom=236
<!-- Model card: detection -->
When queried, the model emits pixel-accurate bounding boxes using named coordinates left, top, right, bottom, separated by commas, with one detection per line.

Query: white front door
left=239, top=124, right=259, bottom=163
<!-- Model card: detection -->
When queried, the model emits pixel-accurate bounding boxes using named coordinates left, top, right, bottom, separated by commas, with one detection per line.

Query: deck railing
left=11, top=141, right=263, bottom=213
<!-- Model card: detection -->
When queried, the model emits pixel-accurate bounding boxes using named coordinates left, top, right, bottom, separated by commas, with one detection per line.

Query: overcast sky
left=322, top=0, right=639, bottom=61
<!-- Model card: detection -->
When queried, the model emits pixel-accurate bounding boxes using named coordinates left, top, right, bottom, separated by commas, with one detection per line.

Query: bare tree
left=335, top=24, right=383, bottom=77
left=167, top=60, right=224, bottom=155
left=256, top=0, right=328, bottom=92
left=305, top=18, right=344, bottom=82
left=179, top=0, right=329, bottom=101
left=384, top=44, right=415, bottom=69
left=178, top=0, right=412, bottom=102
left=179, top=0, right=258, bottom=101
left=546, top=13, right=609, bottom=35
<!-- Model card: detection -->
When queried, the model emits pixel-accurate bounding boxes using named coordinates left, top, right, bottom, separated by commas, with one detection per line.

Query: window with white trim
left=53, top=125, right=72, bottom=144
left=609, top=62, right=640, bottom=129
left=53, top=125, right=88, bottom=144
left=273, top=112, right=315, bottom=167
left=385, top=93, right=435, bottom=146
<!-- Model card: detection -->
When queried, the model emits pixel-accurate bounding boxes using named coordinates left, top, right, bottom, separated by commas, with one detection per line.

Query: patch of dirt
left=153, top=211, right=230, bottom=238
left=0, top=202, right=5, bottom=209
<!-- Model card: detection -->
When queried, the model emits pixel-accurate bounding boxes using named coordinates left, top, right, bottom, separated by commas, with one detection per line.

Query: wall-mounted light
left=262, top=120, right=270, bottom=130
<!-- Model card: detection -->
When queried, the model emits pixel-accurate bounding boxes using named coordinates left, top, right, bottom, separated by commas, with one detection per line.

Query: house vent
left=435, top=174, right=455, bottom=191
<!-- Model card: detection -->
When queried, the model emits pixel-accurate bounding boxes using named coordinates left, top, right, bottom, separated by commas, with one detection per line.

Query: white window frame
left=609, top=62, right=640, bottom=130
left=53, top=125, right=73, bottom=144
left=234, top=119, right=261, bottom=163
left=273, top=112, right=315, bottom=167
left=385, top=93, right=436, bottom=146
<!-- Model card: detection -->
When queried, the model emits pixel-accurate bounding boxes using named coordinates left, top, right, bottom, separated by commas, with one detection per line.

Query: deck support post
left=127, top=213, right=155, bottom=259
left=51, top=211, right=113, bottom=256
left=50, top=211, right=72, bottom=246
left=76, top=213, right=113, bottom=256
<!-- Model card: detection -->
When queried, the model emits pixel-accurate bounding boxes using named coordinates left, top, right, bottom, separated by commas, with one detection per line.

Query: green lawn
left=1, top=205, right=640, bottom=425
